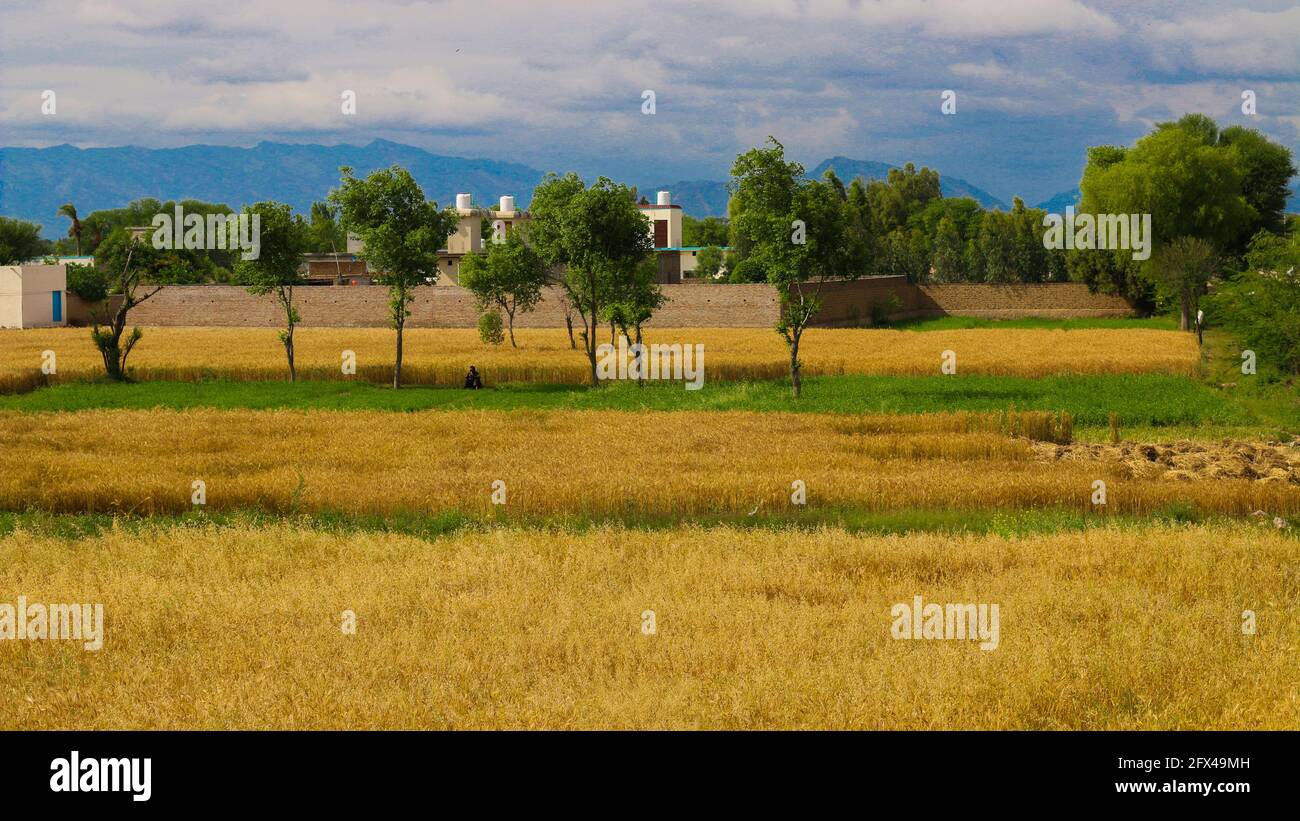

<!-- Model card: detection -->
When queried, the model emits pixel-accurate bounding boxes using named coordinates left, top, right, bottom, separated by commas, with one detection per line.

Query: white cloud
left=0, top=0, right=1292, bottom=200
left=1151, top=7, right=1300, bottom=75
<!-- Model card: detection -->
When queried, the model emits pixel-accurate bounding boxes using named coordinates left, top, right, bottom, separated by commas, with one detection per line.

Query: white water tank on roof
left=499, top=195, right=515, bottom=212
left=657, top=190, right=671, bottom=206
left=456, top=193, right=472, bottom=210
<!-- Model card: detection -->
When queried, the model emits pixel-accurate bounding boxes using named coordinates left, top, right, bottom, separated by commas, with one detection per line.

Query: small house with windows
left=0, top=264, right=68, bottom=329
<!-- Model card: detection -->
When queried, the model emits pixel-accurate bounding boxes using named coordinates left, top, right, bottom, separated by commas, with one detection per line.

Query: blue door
left=51, top=290, right=62, bottom=323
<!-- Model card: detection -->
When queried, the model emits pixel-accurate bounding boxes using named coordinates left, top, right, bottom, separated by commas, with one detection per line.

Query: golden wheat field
left=1, top=408, right=1296, bottom=517
left=0, top=326, right=1198, bottom=388
left=0, top=522, right=1293, bottom=729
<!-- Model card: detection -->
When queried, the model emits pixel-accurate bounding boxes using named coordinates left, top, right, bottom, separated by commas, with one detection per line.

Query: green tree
left=1008, top=197, right=1051, bottom=282
left=963, top=237, right=986, bottom=282
left=1066, top=247, right=1153, bottom=311
left=1218, top=125, right=1297, bottom=237
left=237, top=202, right=310, bottom=380
left=477, top=310, right=505, bottom=345
left=866, top=163, right=942, bottom=233
left=604, top=258, right=666, bottom=384
left=65, top=262, right=108, bottom=301
left=1081, top=115, right=1260, bottom=257
left=1150, top=236, right=1219, bottom=330
left=72, top=198, right=241, bottom=274
left=0, top=217, right=48, bottom=264
left=931, top=215, right=966, bottom=282
left=330, top=165, right=458, bottom=388
left=528, top=173, right=652, bottom=384
left=731, top=137, right=862, bottom=397
left=682, top=215, right=730, bottom=247
left=878, top=228, right=929, bottom=282
left=694, top=245, right=726, bottom=280
left=1205, top=227, right=1300, bottom=372
left=57, top=203, right=83, bottom=255
left=458, top=230, right=548, bottom=347
left=306, top=201, right=348, bottom=258
left=978, top=210, right=1018, bottom=283
left=88, top=229, right=190, bottom=380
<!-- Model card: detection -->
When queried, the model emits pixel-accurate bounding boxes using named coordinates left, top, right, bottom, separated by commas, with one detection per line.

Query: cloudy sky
left=1, top=0, right=1297, bottom=202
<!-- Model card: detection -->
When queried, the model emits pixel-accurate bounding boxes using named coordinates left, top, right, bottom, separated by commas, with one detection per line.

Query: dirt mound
left=1030, top=439, right=1300, bottom=484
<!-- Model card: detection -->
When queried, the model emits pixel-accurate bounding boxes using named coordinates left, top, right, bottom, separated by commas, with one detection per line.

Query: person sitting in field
left=463, top=366, right=483, bottom=390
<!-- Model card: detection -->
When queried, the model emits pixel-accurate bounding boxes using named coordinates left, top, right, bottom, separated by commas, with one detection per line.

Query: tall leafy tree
left=682, top=215, right=730, bottom=247
left=931, top=215, right=966, bottom=282
left=330, top=165, right=458, bottom=388
left=866, top=163, right=942, bottom=233
left=0, top=217, right=48, bottom=264
left=1081, top=116, right=1257, bottom=255
left=1008, top=197, right=1051, bottom=282
left=237, top=202, right=310, bottom=380
left=731, top=137, right=862, bottom=397
left=307, top=201, right=347, bottom=258
left=528, top=173, right=652, bottom=384
left=978, top=210, right=1018, bottom=283
left=1217, top=125, right=1297, bottom=238
left=693, top=245, right=726, bottom=280
left=458, top=230, right=548, bottom=347
left=604, top=257, right=666, bottom=383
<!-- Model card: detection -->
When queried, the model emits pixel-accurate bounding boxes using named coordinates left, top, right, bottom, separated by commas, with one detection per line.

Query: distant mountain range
left=1034, top=187, right=1082, bottom=213
left=0, top=140, right=547, bottom=238
left=16, top=139, right=1286, bottom=239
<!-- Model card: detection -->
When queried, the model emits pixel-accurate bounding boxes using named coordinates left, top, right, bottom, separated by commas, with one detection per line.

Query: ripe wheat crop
left=0, top=326, right=1199, bottom=390
left=0, top=521, right=1293, bottom=729
left=1, top=408, right=1294, bottom=517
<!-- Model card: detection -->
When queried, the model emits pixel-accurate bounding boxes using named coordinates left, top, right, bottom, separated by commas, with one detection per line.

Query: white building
left=639, top=190, right=683, bottom=249
left=0, top=264, right=68, bottom=329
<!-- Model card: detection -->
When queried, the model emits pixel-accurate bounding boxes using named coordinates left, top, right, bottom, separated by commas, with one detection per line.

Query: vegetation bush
left=65, top=262, right=109, bottom=302
left=1206, top=227, right=1300, bottom=373
left=477, top=310, right=505, bottom=345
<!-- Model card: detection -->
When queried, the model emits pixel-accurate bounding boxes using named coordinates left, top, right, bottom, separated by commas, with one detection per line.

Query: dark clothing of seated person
left=464, top=366, right=483, bottom=389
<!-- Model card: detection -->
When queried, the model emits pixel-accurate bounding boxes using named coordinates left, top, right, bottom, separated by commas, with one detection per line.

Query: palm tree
left=57, top=203, right=82, bottom=255
left=311, top=200, right=345, bottom=284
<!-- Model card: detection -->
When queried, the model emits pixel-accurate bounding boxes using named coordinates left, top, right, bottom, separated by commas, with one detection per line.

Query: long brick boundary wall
left=71, top=284, right=781, bottom=329
left=67, top=280, right=1132, bottom=328
left=915, top=283, right=1133, bottom=319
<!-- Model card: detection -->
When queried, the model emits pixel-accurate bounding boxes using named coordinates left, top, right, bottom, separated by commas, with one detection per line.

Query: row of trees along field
left=0, top=112, right=1294, bottom=396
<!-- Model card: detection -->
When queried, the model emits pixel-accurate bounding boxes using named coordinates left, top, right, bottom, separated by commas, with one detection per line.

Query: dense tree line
left=723, top=115, right=1295, bottom=329
left=724, top=162, right=1071, bottom=287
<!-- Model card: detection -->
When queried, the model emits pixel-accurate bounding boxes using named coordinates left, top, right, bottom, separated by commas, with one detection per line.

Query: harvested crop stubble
left=1, top=409, right=1296, bottom=517
left=1033, top=440, right=1300, bottom=484
left=0, top=326, right=1198, bottom=389
left=0, top=522, right=1294, bottom=729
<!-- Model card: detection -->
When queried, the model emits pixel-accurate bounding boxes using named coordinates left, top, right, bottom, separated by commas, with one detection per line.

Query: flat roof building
left=0, top=264, right=68, bottom=329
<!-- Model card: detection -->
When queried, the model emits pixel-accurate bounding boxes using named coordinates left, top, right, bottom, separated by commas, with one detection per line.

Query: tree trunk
left=635, top=325, right=645, bottom=387
left=565, top=312, right=576, bottom=349
left=582, top=317, right=599, bottom=386
left=100, top=299, right=131, bottom=381
left=789, top=328, right=803, bottom=398
left=394, top=318, right=405, bottom=389
left=285, top=327, right=296, bottom=382
left=282, top=289, right=297, bottom=382
left=102, top=335, right=124, bottom=380
left=506, top=305, right=517, bottom=348
left=1179, top=290, right=1191, bottom=331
